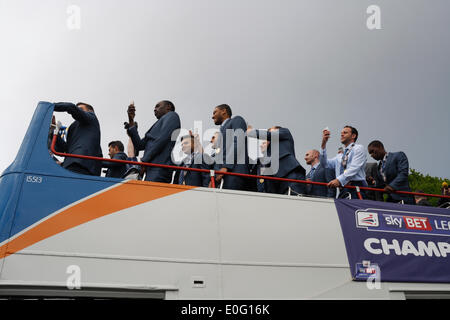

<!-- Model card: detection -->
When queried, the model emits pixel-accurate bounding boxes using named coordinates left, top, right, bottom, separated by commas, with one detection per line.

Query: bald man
left=304, top=149, right=336, bottom=198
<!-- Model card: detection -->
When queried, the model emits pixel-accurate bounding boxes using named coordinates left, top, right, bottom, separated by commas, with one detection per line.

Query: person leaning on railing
left=246, top=125, right=306, bottom=196
left=53, top=102, right=103, bottom=176
left=367, top=140, right=415, bottom=205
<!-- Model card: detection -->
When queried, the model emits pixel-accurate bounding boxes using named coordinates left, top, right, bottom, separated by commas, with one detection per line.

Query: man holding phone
left=320, top=125, right=367, bottom=199
left=125, top=100, right=181, bottom=182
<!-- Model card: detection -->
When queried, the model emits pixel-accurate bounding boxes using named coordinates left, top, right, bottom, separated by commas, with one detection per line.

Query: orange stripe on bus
left=0, top=181, right=194, bottom=259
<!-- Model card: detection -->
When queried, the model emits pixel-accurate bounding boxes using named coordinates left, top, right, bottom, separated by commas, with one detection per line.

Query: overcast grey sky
left=0, top=0, right=449, bottom=178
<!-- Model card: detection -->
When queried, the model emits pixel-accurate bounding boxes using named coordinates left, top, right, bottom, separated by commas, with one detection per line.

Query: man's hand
left=327, top=179, right=341, bottom=188
left=366, top=176, right=375, bottom=186
left=189, top=130, right=203, bottom=153
left=139, top=166, right=146, bottom=178
left=384, top=185, right=395, bottom=193
left=215, top=167, right=228, bottom=183
left=127, top=102, right=136, bottom=127
left=321, top=129, right=330, bottom=150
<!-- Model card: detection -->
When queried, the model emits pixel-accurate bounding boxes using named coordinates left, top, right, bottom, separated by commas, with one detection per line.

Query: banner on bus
left=334, top=199, right=450, bottom=283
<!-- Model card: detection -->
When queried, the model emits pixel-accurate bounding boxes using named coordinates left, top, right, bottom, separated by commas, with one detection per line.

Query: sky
left=0, top=0, right=449, bottom=178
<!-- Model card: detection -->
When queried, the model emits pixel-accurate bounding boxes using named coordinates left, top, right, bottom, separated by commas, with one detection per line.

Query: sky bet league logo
left=356, top=210, right=450, bottom=236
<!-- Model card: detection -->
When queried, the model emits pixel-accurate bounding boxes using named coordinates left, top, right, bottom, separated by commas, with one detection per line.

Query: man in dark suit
left=175, top=134, right=212, bottom=187
left=53, top=102, right=103, bottom=176
left=210, top=104, right=250, bottom=190
left=304, top=149, right=336, bottom=198
left=102, top=140, right=128, bottom=178
left=247, top=126, right=306, bottom=195
left=125, top=100, right=181, bottom=183
left=368, top=140, right=414, bottom=204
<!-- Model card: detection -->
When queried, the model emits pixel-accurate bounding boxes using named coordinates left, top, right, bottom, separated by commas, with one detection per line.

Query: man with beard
left=210, top=104, right=249, bottom=190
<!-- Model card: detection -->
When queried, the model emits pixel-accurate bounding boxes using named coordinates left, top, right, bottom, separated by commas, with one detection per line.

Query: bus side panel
left=0, top=173, right=25, bottom=278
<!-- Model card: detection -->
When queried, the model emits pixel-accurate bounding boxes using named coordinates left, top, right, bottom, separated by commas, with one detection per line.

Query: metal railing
left=50, top=135, right=450, bottom=202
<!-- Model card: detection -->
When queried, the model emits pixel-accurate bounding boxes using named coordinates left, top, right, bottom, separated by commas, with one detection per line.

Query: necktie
left=306, top=167, right=316, bottom=193
left=178, top=161, right=190, bottom=185
left=340, top=149, right=348, bottom=175
left=307, top=167, right=316, bottom=180
left=379, top=158, right=387, bottom=182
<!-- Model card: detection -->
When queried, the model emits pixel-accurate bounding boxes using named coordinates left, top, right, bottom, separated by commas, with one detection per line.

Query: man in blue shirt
left=320, top=126, right=367, bottom=199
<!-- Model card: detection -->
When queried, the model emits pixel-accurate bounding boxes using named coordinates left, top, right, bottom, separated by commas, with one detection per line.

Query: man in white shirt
left=320, top=126, right=367, bottom=199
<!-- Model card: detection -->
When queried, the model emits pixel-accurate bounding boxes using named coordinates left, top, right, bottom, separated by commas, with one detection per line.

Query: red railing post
left=356, top=186, right=363, bottom=200
left=210, top=170, right=216, bottom=189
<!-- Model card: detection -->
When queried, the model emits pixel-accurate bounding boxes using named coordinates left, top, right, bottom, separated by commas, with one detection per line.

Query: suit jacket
left=215, top=116, right=250, bottom=190
left=102, top=152, right=128, bottom=178
left=375, top=151, right=414, bottom=204
left=216, top=116, right=249, bottom=173
left=307, top=163, right=336, bottom=198
left=127, top=111, right=181, bottom=182
left=176, top=153, right=213, bottom=187
left=247, top=128, right=305, bottom=178
left=54, top=103, right=103, bottom=176
left=249, top=159, right=268, bottom=193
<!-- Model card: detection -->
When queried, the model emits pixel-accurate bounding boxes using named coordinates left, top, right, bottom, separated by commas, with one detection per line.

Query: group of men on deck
left=51, top=100, right=416, bottom=204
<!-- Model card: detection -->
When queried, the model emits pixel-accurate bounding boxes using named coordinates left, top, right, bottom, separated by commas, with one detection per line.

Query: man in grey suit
left=53, top=102, right=103, bottom=176
left=304, top=149, right=336, bottom=198
left=210, top=104, right=250, bottom=190
left=125, top=100, right=181, bottom=183
left=247, top=126, right=306, bottom=195
left=176, top=134, right=213, bottom=187
left=368, top=140, right=414, bottom=204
